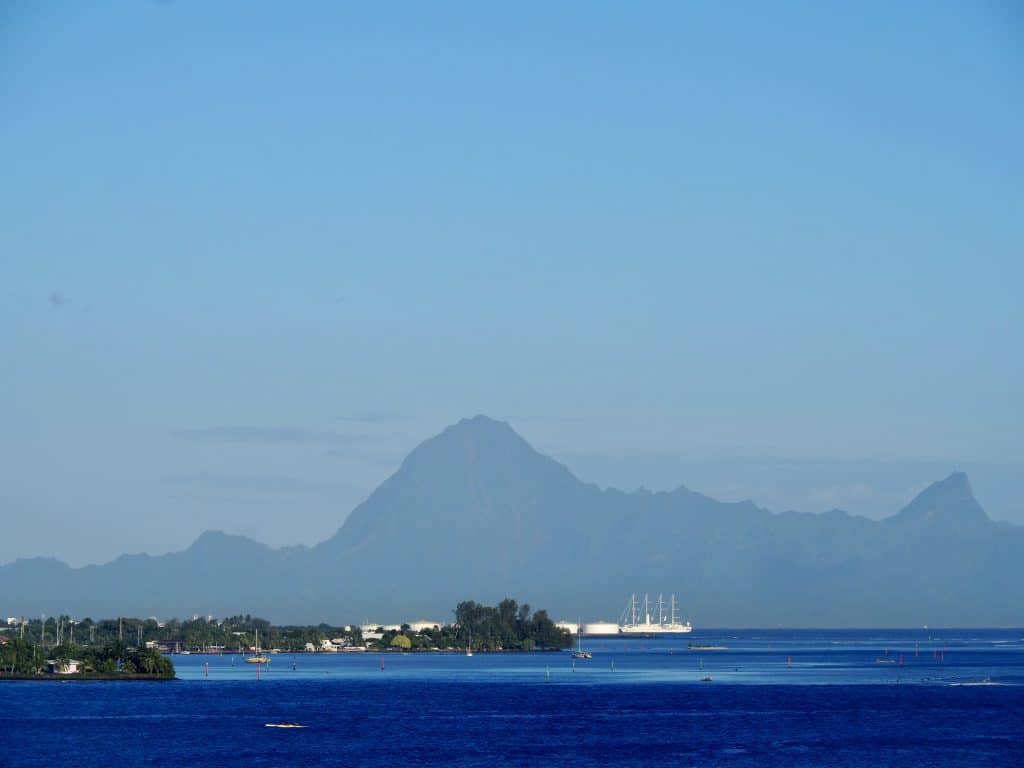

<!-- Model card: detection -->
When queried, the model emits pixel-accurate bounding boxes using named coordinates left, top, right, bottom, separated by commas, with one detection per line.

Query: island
left=0, top=637, right=175, bottom=680
left=0, top=597, right=572, bottom=676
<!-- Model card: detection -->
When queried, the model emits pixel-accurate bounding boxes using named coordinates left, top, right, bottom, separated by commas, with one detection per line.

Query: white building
left=359, top=623, right=402, bottom=633
left=47, top=659, right=80, bottom=675
left=556, top=621, right=579, bottom=635
left=407, top=620, right=441, bottom=633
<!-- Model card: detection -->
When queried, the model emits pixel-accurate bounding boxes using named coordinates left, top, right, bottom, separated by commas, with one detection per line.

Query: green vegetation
left=371, top=598, right=571, bottom=652
left=0, top=637, right=174, bottom=678
left=0, top=598, right=570, bottom=670
left=3, top=614, right=362, bottom=654
left=389, top=634, right=412, bottom=649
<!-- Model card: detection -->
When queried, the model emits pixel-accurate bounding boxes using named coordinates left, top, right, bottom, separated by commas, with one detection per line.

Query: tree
left=390, top=634, right=411, bottom=649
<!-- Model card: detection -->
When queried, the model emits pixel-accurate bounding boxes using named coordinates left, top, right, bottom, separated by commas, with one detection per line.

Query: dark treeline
left=4, top=615, right=361, bottom=653
left=376, top=599, right=570, bottom=651
left=1, top=637, right=174, bottom=678
left=453, top=598, right=569, bottom=651
left=1, top=598, right=571, bottom=657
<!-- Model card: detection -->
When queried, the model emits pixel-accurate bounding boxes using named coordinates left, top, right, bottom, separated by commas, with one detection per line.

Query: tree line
left=376, top=599, right=571, bottom=651
left=1, top=597, right=572, bottom=658
left=1, top=637, right=174, bottom=678
left=3, top=614, right=362, bottom=653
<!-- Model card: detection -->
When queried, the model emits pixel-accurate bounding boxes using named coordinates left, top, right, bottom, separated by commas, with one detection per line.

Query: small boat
left=265, top=723, right=306, bottom=729
left=875, top=657, right=897, bottom=664
left=245, top=629, right=270, bottom=664
left=571, top=623, right=592, bottom=659
left=688, top=644, right=728, bottom=651
left=700, top=676, right=713, bottom=682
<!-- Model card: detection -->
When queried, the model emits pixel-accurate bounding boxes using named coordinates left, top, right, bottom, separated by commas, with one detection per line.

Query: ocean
left=2, top=629, right=1023, bottom=766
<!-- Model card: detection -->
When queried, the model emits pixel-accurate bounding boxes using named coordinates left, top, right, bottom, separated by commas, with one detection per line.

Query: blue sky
left=1, top=1, right=1022, bottom=564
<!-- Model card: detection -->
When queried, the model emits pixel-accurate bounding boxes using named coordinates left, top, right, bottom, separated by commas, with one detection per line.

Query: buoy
left=787, top=656, right=792, bottom=668
left=545, top=665, right=550, bottom=682
left=204, top=661, right=209, bottom=678
left=610, top=660, right=614, bottom=672
left=380, top=656, right=385, bottom=671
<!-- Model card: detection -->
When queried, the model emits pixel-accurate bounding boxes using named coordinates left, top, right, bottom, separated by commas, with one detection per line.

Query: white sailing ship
left=618, top=593, right=692, bottom=635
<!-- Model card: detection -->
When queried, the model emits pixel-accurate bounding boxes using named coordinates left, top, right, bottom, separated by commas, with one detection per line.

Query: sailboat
left=244, top=629, right=270, bottom=664
left=571, top=624, right=592, bottom=659
left=465, top=628, right=473, bottom=657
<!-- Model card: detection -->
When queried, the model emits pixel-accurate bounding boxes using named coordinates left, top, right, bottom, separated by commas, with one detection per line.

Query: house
left=407, top=620, right=441, bottom=633
left=47, top=659, right=81, bottom=675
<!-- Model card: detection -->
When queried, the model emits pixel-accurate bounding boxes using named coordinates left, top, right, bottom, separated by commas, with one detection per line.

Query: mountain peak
left=448, top=414, right=521, bottom=438
left=452, top=415, right=516, bottom=434
left=398, top=415, right=536, bottom=471
left=889, top=472, right=988, bottom=526
left=186, top=530, right=268, bottom=556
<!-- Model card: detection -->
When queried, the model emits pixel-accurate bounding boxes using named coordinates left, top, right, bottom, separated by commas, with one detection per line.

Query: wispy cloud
left=165, top=471, right=364, bottom=498
left=48, top=291, right=69, bottom=308
left=337, top=410, right=402, bottom=424
left=175, top=426, right=367, bottom=447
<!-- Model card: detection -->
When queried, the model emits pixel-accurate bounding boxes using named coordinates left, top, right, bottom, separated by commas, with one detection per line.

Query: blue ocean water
left=2, top=630, right=1023, bottom=766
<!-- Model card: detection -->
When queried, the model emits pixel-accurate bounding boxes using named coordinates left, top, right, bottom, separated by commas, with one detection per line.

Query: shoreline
left=0, top=674, right=175, bottom=682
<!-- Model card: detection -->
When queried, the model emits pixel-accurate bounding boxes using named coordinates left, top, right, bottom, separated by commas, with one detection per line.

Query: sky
left=1, top=1, right=1022, bottom=566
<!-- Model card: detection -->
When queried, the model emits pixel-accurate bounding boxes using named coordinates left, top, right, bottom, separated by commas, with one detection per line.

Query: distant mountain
left=2, top=416, right=1021, bottom=626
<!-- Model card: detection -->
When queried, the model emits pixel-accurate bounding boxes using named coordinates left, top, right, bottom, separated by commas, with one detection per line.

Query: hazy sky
left=2, top=1, right=1021, bottom=565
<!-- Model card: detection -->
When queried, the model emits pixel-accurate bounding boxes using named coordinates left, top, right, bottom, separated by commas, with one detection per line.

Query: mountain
left=2, top=416, right=1021, bottom=626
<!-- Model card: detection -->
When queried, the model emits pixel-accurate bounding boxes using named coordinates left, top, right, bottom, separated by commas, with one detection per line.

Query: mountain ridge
left=1, top=415, right=1020, bottom=626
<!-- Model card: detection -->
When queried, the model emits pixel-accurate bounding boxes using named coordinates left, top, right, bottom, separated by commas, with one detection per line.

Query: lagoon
left=3, top=629, right=1023, bottom=766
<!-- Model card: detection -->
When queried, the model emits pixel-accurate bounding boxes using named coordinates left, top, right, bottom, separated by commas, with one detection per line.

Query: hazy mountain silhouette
left=2, top=416, right=1021, bottom=626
